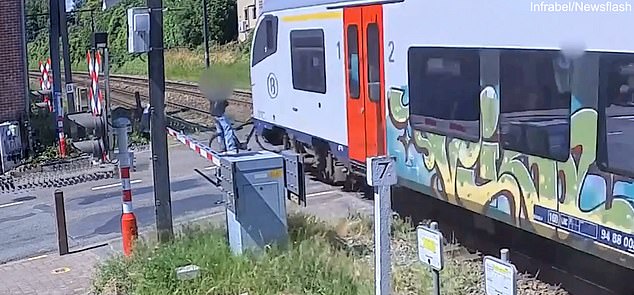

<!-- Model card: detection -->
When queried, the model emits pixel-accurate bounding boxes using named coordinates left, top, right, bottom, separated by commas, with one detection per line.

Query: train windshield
left=251, top=16, right=278, bottom=66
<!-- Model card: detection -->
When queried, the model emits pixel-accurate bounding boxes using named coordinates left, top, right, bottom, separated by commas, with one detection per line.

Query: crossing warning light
left=65, top=111, right=106, bottom=160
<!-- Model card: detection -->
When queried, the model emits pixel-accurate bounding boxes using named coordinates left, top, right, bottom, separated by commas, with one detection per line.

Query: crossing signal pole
left=202, top=0, right=210, bottom=68
left=49, top=0, right=66, bottom=157
left=59, top=0, right=76, bottom=112
left=147, top=0, right=174, bottom=242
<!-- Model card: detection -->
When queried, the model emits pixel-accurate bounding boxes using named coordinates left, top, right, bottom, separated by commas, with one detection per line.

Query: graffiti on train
left=386, top=85, right=634, bottom=254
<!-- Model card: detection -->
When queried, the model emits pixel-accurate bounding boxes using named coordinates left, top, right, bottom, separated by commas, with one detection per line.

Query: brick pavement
left=0, top=245, right=111, bottom=295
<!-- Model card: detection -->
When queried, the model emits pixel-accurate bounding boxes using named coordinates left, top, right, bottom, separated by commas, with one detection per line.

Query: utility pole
left=59, top=0, right=76, bottom=112
left=202, top=0, right=210, bottom=68
left=148, top=0, right=174, bottom=242
left=49, top=0, right=66, bottom=157
left=104, top=46, right=114, bottom=156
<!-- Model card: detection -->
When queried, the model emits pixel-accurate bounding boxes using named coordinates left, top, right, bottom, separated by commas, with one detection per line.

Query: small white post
left=500, top=248, right=510, bottom=262
left=367, top=156, right=397, bottom=295
left=417, top=220, right=444, bottom=295
left=430, top=222, right=441, bottom=295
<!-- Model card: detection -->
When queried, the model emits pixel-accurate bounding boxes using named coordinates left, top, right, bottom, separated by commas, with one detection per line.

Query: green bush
left=26, top=0, right=239, bottom=71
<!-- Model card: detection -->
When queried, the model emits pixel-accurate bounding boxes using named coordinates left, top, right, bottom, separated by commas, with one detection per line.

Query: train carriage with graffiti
left=250, top=0, right=634, bottom=276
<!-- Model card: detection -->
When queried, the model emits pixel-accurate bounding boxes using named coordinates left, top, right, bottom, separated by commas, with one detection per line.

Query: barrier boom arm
left=166, top=127, right=221, bottom=166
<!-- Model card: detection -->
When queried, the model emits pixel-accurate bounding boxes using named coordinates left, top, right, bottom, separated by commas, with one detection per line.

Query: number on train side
left=388, top=41, right=395, bottom=63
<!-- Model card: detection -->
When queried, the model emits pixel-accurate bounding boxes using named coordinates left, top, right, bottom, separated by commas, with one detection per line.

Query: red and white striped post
left=44, top=57, right=66, bottom=158
left=114, top=118, right=138, bottom=256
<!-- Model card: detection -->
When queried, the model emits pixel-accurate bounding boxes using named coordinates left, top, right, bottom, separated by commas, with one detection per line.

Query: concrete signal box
left=216, top=150, right=289, bottom=255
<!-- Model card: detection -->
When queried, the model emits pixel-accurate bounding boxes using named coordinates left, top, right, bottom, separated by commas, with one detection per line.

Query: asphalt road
left=0, top=125, right=340, bottom=264
left=0, top=141, right=225, bottom=264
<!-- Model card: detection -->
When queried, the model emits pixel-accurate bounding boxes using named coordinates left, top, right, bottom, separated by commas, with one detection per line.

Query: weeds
left=93, top=214, right=373, bottom=295
left=92, top=213, right=568, bottom=295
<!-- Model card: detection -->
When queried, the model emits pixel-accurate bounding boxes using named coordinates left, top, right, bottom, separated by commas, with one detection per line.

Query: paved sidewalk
left=0, top=188, right=371, bottom=295
left=0, top=245, right=112, bottom=295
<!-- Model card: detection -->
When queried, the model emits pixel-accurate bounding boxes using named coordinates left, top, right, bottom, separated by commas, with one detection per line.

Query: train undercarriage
left=256, top=124, right=366, bottom=191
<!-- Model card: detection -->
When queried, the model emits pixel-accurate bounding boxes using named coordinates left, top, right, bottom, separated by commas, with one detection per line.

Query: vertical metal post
left=54, top=190, right=69, bottom=255
left=368, top=156, right=396, bottom=295
left=49, top=0, right=66, bottom=158
left=202, top=0, right=210, bottom=68
left=104, top=48, right=113, bottom=158
left=430, top=221, right=441, bottom=295
left=500, top=248, right=510, bottom=262
left=148, top=0, right=174, bottom=242
left=135, top=91, right=142, bottom=114
left=374, top=184, right=391, bottom=295
left=59, top=0, right=76, bottom=112
left=20, top=0, right=33, bottom=155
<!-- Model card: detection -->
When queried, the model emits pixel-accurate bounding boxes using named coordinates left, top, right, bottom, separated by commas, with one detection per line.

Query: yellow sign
left=269, top=169, right=283, bottom=179
left=422, top=237, right=437, bottom=252
left=493, top=264, right=510, bottom=274
left=417, top=226, right=443, bottom=270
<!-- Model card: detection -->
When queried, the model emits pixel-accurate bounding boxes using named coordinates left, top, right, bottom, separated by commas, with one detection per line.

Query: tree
left=26, top=0, right=240, bottom=70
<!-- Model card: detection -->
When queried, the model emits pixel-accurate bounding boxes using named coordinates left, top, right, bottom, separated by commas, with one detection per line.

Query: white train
left=249, top=0, right=634, bottom=286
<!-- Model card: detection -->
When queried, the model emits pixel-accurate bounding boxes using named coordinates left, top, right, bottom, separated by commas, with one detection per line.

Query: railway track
left=28, top=71, right=253, bottom=132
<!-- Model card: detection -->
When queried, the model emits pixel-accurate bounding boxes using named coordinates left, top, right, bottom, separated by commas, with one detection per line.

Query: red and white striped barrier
left=166, top=127, right=221, bottom=166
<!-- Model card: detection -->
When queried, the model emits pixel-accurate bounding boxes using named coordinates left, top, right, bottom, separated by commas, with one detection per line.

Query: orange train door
left=344, top=5, right=386, bottom=164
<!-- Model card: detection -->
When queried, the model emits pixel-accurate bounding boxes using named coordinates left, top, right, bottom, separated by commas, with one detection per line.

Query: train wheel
left=262, top=127, right=284, bottom=146
left=314, top=141, right=346, bottom=185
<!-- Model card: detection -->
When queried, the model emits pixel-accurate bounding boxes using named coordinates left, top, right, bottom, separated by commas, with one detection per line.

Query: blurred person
left=199, top=68, right=238, bottom=153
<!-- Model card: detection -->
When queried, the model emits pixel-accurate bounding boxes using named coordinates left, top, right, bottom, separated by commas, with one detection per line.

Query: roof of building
left=262, top=0, right=355, bottom=13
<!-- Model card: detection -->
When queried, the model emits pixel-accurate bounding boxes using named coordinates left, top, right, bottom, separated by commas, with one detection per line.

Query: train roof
left=262, top=0, right=360, bottom=13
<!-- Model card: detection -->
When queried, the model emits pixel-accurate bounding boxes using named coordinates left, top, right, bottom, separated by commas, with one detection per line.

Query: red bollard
left=120, top=166, right=138, bottom=256
left=115, top=118, right=138, bottom=256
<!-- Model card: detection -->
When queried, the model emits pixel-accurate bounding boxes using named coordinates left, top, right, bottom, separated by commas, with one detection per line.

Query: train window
left=598, top=53, right=634, bottom=176
left=407, top=47, right=481, bottom=141
left=499, top=49, right=571, bottom=161
left=251, top=15, right=278, bottom=67
left=265, top=20, right=274, bottom=49
left=367, top=23, right=380, bottom=102
left=290, top=29, right=326, bottom=94
left=347, top=25, right=360, bottom=99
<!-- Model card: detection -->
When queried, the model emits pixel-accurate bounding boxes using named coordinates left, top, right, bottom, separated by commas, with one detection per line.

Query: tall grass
left=92, top=213, right=569, bottom=295
left=116, top=46, right=251, bottom=89
left=92, top=214, right=374, bottom=295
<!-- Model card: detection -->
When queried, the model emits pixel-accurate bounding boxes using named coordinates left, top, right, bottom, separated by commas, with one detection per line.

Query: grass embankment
left=92, top=213, right=493, bottom=295
left=115, top=48, right=251, bottom=89
left=29, top=45, right=251, bottom=89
